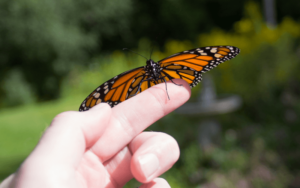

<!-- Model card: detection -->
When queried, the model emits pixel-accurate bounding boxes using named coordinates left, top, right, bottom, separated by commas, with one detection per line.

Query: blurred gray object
left=175, top=74, right=242, bottom=149
left=263, top=0, right=277, bottom=28
left=176, top=74, right=242, bottom=115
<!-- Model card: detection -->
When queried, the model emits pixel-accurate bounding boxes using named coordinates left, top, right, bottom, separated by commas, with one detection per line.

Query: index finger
left=91, top=79, right=191, bottom=162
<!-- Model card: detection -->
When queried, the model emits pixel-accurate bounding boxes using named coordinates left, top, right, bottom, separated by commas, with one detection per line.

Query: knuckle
left=147, top=86, right=168, bottom=115
left=114, top=113, right=136, bottom=138
left=51, top=111, right=77, bottom=126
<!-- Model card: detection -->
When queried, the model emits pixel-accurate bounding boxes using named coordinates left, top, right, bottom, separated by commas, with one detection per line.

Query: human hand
left=0, top=79, right=191, bottom=188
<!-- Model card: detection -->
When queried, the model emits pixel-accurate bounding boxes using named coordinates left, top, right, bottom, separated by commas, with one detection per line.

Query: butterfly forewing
left=79, top=66, right=145, bottom=111
left=158, top=46, right=240, bottom=87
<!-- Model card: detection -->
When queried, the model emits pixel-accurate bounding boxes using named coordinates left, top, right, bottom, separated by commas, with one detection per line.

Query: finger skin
left=23, top=103, right=111, bottom=169
left=129, top=132, right=180, bottom=183
left=103, top=147, right=133, bottom=187
left=11, top=104, right=111, bottom=188
left=139, top=178, right=171, bottom=188
left=102, top=132, right=180, bottom=186
left=91, top=79, right=191, bottom=162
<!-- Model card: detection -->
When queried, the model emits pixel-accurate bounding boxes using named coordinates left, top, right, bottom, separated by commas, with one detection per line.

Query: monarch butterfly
left=79, top=46, right=240, bottom=111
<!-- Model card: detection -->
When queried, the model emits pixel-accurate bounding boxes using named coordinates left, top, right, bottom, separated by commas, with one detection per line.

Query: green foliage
left=0, top=0, right=132, bottom=106
left=1, top=0, right=300, bottom=108
left=2, top=69, right=36, bottom=106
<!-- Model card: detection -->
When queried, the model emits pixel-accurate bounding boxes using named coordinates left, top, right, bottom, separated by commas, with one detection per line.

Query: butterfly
left=79, top=46, right=240, bottom=111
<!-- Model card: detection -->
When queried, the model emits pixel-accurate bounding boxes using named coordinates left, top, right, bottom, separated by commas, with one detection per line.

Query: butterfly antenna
left=123, top=48, right=148, bottom=60
left=149, top=44, right=154, bottom=59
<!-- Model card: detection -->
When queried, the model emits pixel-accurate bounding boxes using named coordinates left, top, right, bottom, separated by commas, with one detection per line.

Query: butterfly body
left=145, top=59, right=162, bottom=81
left=79, top=46, right=240, bottom=111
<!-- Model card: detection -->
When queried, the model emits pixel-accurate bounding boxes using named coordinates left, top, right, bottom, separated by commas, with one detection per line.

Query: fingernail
left=138, top=153, right=159, bottom=178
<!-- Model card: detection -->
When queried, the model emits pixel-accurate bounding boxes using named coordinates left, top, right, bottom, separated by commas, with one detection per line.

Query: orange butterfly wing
left=79, top=66, right=148, bottom=111
left=158, top=46, right=240, bottom=87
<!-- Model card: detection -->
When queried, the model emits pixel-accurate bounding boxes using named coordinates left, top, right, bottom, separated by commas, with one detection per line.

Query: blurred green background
left=1, top=0, right=300, bottom=187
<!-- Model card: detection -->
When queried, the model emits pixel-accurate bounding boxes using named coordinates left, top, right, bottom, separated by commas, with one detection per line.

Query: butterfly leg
left=129, top=82, right=142, bottom=97
left=160, top=75, right=183, bottom=86
left=129, top=77, right=153, bottom=97
left=170, top=79, right=183, bottom=86
left=162, top=77, right=171, bottom=100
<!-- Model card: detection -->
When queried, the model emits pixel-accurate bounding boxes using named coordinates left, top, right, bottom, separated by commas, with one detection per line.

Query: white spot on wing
left=214, top=54, right=222, bottom=58
left=210, top=48, right=217, bottom=53
left=94, top=92, right=100, bottom=98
